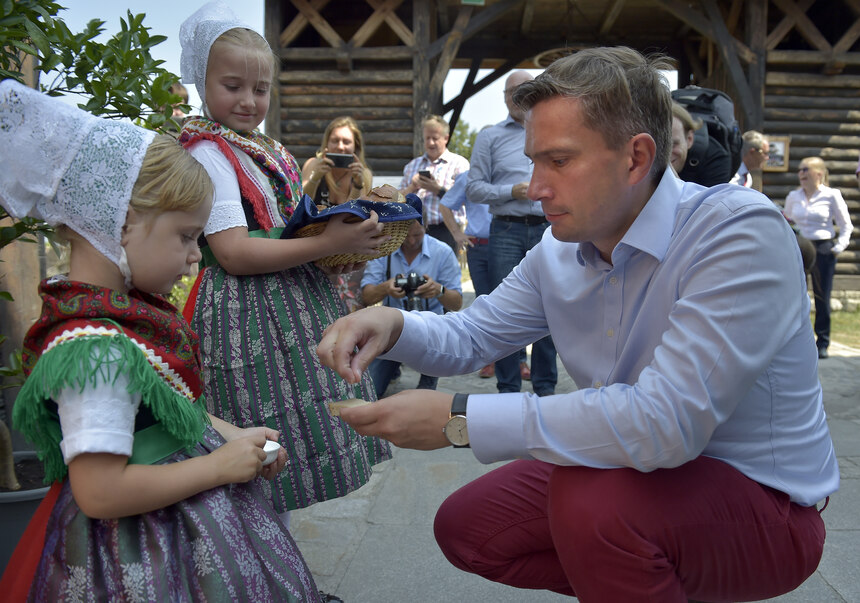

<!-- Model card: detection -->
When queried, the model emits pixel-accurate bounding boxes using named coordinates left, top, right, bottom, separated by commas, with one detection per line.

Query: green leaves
left=1, top=2, right=181, bottom=133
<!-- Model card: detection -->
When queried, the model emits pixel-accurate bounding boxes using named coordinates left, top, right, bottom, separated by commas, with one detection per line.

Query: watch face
left=444, top=415, right=469, bottom=446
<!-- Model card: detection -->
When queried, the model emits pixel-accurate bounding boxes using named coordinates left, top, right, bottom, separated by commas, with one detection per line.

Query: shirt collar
left=394, top=235, right=431, bottom=262
left=500, top=115, right=523, bottom=129
left=576, top=168, right=681, bottom=267
left=423, top=148, right=454, bottom=165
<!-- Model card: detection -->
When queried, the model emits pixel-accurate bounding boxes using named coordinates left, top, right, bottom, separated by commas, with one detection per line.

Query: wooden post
left=412, top=0, right=431, bottom=157
left=264, top=0, right=284, bottom=141
left=745, top=0, right=767, bottom=130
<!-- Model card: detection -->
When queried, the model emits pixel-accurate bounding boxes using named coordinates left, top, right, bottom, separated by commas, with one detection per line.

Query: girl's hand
left=213, top=424, right=285, bottom=480
left=260, top=444, right=287, bottom=480
left=208, top=433, right=268, bottom=484
left=323, top=211, right=390, bottom=256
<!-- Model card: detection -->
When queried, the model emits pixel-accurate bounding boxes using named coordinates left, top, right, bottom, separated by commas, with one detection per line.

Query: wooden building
left=265, top=0, right=860, bottom=279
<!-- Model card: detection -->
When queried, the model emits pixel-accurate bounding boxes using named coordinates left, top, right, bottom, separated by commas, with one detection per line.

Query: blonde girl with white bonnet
left=177, top=1, right=392, bottom=527
left=0, top=79, right=317, bottom=601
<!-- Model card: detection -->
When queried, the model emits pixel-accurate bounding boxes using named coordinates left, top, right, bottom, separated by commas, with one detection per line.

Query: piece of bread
left=327, top=398, right=372, bottom=417
left=365, top=183, right=406, bottom=204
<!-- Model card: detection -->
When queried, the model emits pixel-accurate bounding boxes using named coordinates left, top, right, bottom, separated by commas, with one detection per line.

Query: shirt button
left=594, top=381, right=603, bottom=388
left=606, top=328, right=614, bottom=337
left=609, top=276, right=618, bottom=285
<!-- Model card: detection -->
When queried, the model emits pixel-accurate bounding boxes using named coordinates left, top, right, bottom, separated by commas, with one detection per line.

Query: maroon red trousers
left=434, top=456, right=825, bottom=602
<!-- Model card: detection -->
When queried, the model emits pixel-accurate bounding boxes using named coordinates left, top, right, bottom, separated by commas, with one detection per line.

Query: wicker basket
left=294, top=215, right=416, bottom=266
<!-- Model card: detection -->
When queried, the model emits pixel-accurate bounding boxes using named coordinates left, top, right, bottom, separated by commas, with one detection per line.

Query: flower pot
left=0, top=451, right=50, bottom=575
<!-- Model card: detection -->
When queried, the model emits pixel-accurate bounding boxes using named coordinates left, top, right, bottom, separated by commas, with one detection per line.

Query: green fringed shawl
left=14, top=279, right=210, bottom=483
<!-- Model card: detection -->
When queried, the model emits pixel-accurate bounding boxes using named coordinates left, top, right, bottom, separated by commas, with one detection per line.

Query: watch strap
left=451, top=392, right=468, bottom=416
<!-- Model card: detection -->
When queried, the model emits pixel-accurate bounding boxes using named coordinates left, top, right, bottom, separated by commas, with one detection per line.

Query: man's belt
left=493, top=214, right=548, bottom=225
left=468, top=237, right=489, bottom=245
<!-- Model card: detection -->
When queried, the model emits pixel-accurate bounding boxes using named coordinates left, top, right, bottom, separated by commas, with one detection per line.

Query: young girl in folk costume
left=177, top=1, right=392, bottom=523
left=0, top=80, right=317, bottom=601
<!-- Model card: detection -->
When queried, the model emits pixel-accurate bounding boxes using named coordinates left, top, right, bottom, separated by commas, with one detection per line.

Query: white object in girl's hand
left=262, top=440, right=281, bottom=466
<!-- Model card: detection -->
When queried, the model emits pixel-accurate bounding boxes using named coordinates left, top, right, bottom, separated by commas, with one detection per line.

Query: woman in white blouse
left=784, top=156, right=854, bottom=358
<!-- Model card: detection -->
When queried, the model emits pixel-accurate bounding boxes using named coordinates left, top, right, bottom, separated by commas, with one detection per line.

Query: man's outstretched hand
left=316, top=306, right=405, bottom=383
left=333, top=390, right=454, bottom=450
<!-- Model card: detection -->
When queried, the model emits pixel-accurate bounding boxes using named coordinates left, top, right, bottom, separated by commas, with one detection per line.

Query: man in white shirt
left=730, top=130, right=770, bottom=187
left=317, top=47, right=837, bottom=601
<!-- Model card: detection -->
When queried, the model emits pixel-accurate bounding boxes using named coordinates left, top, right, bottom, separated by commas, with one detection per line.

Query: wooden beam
left=746, top=0, right=767, bottom=130
left=351, top=0, right=403, bottom=48
left=366, top=0, right=415, bottom=47
left=653, top=0, right=756, bottom=64
left=682, top=38, right=707, bottom=84
left=599, top=0, right=627, bottom=36
left=429, top=7, right=473, bottom=110
left=279, top=46, right=413, bottom=60
left=726, top=0, right=743, bottom=36
left=441, top=56, right=528, bottom=114
left=265, top=0, right=284, bottom=138
left=833, top=19, right=860, bottom=55
left=767, top=50, right=860, bottom=66
left=767, top=71, right=860, bottom=87
left=520, top=0, right=535, bottom=36
left=290, top=0, right=345, bottom=49
left=765, top=0, right=814, bottom=50
left=426, top=0, right=523, bottom=61
left=447, top=57, right=481, bottom=132
left=413, top=0, right=431, bottom=155
left=701, top=0, right=756, bottom=127
left=770, top=0, right=832, bottom=53
left=280, top=70, right=414, bottom=84
left=279, top=0, right=330, bottom=48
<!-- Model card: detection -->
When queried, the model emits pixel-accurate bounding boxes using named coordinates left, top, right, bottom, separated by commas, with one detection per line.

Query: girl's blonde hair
left=212, top=28, right=277, bottom=78
left=801, top=156, right=828, bottom=186
left=130, top=134, right=214, bottom=214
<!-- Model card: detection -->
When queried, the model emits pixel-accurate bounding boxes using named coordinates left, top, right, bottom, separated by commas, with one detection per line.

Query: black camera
left=394, top=272, right=427, bottom=311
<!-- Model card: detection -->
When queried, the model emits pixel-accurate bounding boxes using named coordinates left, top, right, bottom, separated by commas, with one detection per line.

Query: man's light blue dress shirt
left=384, top=169, right=839, bottom=506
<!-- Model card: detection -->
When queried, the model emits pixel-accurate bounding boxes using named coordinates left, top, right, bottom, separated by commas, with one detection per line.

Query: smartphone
left=327, top=153, right=353, bottom=168
left=418, top=169, right=432, bottom=179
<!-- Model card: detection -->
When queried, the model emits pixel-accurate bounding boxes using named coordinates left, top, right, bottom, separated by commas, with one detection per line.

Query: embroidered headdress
left=0, top=79, right=155, bottom=272
left=179, top=1, right=250, bottom=106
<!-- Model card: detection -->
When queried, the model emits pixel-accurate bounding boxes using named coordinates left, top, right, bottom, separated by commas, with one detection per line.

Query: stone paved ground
left=291, top=286, right=860, bottom=603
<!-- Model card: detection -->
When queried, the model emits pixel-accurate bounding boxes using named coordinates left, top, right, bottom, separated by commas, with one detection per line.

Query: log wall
left=277, top=68, right=414, bottom=176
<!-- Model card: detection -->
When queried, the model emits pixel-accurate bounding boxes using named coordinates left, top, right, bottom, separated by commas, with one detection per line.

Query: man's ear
left=627, top=133, right=657, bottom=186
left=686, top=129, right=695, bottom=147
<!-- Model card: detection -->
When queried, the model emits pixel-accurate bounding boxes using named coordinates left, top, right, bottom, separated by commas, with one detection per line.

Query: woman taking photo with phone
left=302, top=116, right=373, bottom=206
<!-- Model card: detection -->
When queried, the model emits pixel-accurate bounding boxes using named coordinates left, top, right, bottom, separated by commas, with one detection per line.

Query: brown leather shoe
left=520, top=361, right=531, bottom=381
left=479, top=364, right=495, bottom=378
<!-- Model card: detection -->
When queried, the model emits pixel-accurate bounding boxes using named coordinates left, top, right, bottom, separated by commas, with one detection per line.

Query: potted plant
left=0, top=0, right=188, bottom=574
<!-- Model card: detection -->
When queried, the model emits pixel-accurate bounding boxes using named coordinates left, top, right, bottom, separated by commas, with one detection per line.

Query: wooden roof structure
left=265, top=0, right=860, bottom=276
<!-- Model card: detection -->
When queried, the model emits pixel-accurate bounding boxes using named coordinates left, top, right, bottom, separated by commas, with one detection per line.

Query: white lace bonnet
left=0, top=79, right=155, bottom=268
left=179, top=1, right=255, bottom=106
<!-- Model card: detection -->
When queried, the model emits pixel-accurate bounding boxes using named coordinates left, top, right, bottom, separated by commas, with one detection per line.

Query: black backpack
left=672, top=86, right=743, bottom=187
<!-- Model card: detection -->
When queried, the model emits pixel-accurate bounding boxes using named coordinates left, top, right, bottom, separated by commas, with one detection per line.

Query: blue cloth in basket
left=281, top=193, right=423, bottom=239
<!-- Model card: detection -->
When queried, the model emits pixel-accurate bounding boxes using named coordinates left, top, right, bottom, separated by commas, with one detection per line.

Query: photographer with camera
left=361, top=220, right=462, bottom=396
